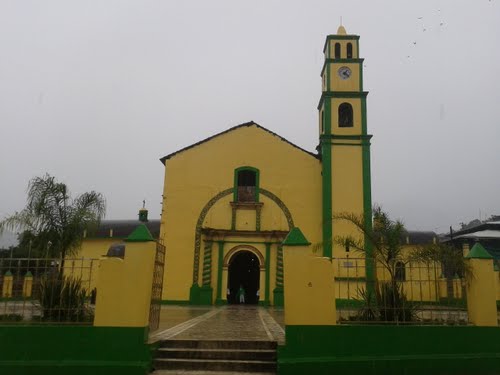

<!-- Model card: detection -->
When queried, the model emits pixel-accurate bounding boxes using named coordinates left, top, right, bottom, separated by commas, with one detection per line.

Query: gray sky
left=1, top=0, right=499, bottom=236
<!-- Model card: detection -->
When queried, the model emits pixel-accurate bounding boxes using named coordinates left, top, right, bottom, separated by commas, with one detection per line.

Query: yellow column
left=2, top=271, right=13, bottom=298
left=23, top=271, right=33, bottom=298
left=465, top=243, right=498, bottom=327
left=94, top=224, right=157, bottom=327
left=282, top=228, right=337, bottom=326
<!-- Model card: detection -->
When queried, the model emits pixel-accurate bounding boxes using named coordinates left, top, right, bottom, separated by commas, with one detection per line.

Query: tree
left=409, top=242, right=470, bottom=301
left=332, top=207, right=417, bottom=322
left=333, top=206, right=406, bottom=283
left=0, top=174, right=106, bottom=268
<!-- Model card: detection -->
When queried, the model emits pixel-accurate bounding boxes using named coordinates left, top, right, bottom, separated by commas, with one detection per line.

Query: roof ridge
left=160, top=121, right=319, bottom=164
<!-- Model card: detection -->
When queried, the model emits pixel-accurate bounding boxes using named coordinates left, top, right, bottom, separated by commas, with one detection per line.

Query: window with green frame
left=234, top=167, right=260, bottom=203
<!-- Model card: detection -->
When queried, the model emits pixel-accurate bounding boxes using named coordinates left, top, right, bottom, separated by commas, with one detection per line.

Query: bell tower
left=318, top=26, right=372, bottom=260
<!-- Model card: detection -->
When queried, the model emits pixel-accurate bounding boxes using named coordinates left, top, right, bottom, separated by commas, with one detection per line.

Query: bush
left=354, top=282, right=418, bottom=323
left=39, top=274, right=93, bottom=322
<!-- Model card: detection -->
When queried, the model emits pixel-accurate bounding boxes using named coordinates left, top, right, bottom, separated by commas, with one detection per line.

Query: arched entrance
left=227, top=251, right=260, bottom=304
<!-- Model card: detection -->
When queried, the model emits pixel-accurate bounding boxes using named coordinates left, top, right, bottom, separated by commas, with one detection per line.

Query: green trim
left=160, top=300, right=190, bottom=305
left=198, top=285, right=213, bottom=305
left=330, top=142, right=365, bottom=146
left=326, top=59, right=330, bottom=91
left=318, top=91, right=369, bottom=110
left=320, top=58, right=365, bottom=77
left=273, top=287, right=284, bottom=307
left=256, top=205, right=262, bottom=231
left=359, top=59, right=363, bottom=91
left=265, top=242, right=271, bottom=306
left=25, top=271, right=33, bottom=277
left=124, top=224, right=154, bottom=242
left=233, top=166, right=260, bottom=203
left=231, top=206, right=236, bottom=230
left=323, top=35, right=360, bottom=53
left=202, top=240, right=213, bottom=287
left=193, top=187, right=294, bottom=286
left=335, top=298, right=365, bottom=308
left=223, top=240, right=282, bottom=245
left=361, top=97, right=374, bottom=293
left=0, top=326, right=152, bottom=375
left=279, top=325, right=500, bottom=375
left=282, top=227, right=311, bottom=246
left=193, top=188, right=234, bottom=284
left=465, top=243, right=493, bottom=259
left=215, top=241, right=224, bottom=304
left=334, top=277, right=366, bottom=281
left=321, top=98, right=333, bottom=258
left=275, top=245, right=284, bottom=288
left=4, top=270, right=12, bottom=276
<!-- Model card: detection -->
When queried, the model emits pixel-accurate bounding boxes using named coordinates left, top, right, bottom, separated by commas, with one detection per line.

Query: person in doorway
left=238, top=285, right=245, bottom=304
left=226, top=288, right=231, bottom=303
left=256, top=289, right=260, bottom=304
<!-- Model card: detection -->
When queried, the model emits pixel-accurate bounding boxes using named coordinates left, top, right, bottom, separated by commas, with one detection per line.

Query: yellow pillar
left=2, top=271, right=13, bottom=298
left=23, top=271, right=33, bottom=298
left=282, top=227, right=336, bottom=326
left=465, top=243, right=498, bottom=327
left=94, top=224, right=157, bottom=327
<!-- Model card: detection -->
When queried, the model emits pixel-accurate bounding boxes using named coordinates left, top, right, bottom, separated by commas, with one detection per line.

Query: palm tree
left=0, top=174, right=106, bottom=270
left=333, top=206, right=406, bottom=283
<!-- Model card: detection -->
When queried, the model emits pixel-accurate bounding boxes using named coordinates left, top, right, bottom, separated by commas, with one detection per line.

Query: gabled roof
left=159, top=121, right=319, bottom=164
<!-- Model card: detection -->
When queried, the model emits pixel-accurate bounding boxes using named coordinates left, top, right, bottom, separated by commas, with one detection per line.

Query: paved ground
left=150, top=305, right=285, bottom=344
left=149, top=305, right=284, bottom=375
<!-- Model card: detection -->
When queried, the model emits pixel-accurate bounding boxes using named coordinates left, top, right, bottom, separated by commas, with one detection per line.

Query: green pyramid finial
left=282, top=227, right=311, bottom=246
left=465, top=243, right=493, bottom=259
left=125, top=224, right=154, bottom=242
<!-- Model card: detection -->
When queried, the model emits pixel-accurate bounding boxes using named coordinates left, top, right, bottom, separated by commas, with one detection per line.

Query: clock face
left=338, top=66, right=352, bottom=80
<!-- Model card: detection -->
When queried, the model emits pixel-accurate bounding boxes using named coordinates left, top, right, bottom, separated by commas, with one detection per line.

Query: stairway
left=153, top=339, right=277, bottom=373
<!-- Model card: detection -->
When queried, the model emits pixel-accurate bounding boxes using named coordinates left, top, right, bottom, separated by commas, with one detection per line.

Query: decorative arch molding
left=192, top=187, right=294, bottom=284
left=223, top=245, right=265, bottom=269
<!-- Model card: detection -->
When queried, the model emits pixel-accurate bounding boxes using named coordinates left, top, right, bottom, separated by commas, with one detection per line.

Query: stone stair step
left=156, top=347, right=277, bottom=360
left=159, top=339, right=277, bottom=350
left=153, top=358, right=277, bottom=372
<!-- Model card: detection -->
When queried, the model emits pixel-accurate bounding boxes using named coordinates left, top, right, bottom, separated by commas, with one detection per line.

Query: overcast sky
left=1, top=0, right=499, bottom=237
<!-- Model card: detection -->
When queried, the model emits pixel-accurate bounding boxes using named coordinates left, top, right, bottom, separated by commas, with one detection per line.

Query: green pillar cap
left=465, top=243, right=493, bottom=259
left=25, top=271, right=33, bottom=277
left=4, top=270, right=12, bottom=276
left=125, top=224, right=155, bottom=242
left=282, top=227, right=311, bottom=246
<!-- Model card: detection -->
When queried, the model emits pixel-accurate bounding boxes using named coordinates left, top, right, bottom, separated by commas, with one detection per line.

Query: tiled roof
left=87, top=220, right=160, bottom=239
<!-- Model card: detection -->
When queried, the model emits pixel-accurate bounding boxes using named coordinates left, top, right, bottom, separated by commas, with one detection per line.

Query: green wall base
left=189, top=283, right=200, bottom=304
left=279, top=325, right=500, bottom=375
left=273, top=287, right=284, bottom=307
left=199, top=285, right=213, bottom=305
left=0, top=325, right=152, bottom=375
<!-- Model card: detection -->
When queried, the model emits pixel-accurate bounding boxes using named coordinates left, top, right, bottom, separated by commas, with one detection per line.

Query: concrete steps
left=153, top=339, right=277, bottom=373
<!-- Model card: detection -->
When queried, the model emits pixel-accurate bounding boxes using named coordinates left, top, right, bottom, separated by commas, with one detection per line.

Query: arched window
left=334, top=43, right=341, bottom=58
left=395, top=262, right=406, bottom=282
left=234, top=167, right=259, bottom=202
left=338, top=103, right=353, bottom=127
left=347, top=43, right=353, bottom=58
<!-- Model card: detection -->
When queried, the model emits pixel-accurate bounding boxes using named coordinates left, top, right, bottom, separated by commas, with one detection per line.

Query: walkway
left=150, top=305, right=285, bottom=344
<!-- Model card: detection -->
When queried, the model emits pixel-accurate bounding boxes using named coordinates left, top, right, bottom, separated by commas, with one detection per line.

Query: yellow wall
left=160, top=125, right=322, bottom=302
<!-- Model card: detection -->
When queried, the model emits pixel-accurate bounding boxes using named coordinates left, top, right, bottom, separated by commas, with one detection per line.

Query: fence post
left=465, top=243, right=498, bottom=327
left=2, top=271, right=13, bottom=298
left=23, top=271, right=33, bottom=298
left=282, top=227, right=336, bottom=326
left=94, top=224, right=157, bottom=327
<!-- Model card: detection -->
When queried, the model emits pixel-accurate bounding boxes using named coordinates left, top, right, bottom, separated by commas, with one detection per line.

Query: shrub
left=39, top=274, right=93, bottom=322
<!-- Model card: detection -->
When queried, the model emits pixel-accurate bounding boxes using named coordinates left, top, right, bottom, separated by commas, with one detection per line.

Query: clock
left=338, top=66, right=352, bottom=80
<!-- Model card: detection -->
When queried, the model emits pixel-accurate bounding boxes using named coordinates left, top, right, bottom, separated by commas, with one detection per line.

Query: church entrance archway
left=227, top=250, right=260, bottom=304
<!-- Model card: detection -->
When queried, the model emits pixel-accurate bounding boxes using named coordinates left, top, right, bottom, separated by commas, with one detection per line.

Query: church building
left=158, top=26, right=372, bottom=305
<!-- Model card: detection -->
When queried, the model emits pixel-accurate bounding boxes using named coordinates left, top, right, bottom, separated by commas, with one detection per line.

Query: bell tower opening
left=227, top=250, right=260, bottom=304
